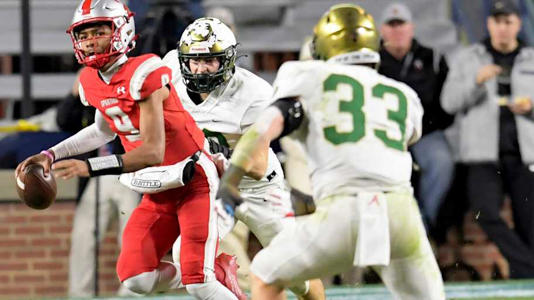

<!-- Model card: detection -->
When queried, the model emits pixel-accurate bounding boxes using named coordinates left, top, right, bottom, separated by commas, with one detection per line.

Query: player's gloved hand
left=290, top=188, right=316, bottom=216
left=214, top=198, right=237, bottom=237
left=208, top=139, right=233, bottom=159
left=217, top=182, right=243, bottom=217
left=216, top=164, right=246, bottom=217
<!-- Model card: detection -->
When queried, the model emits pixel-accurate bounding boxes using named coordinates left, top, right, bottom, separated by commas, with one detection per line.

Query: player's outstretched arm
left=16, top=110, right=117, bottom=179
left=231, top=96, right=303, bottom=180
left=244, top=132, right=270, bottom=180
left=218, top=106, right=285, bottom=216
left=230, top=106, right=285, bottom=174
left=52, top=86, right=168, bottom=179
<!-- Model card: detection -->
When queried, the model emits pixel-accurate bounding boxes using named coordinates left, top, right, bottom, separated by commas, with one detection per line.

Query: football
left=16, top=164, right=57, bottom=210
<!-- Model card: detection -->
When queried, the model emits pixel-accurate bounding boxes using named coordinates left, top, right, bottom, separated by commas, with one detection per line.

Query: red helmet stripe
left=81, top=0, right=92, bottom=15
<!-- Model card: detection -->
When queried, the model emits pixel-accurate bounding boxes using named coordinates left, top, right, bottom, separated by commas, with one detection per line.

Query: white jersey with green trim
left=272, top=60, right=423, bottom=200
left=163, top=50, right=285, bottom=191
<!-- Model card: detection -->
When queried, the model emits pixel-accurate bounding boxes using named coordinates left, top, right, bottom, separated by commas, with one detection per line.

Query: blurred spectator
left=378, top=2, right=454, bottom=232
left=131, top=0, right=204, bottom=57
left=441, top=0, right=534, bottom=278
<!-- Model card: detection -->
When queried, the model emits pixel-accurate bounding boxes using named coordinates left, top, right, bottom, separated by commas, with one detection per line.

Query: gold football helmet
left=312, top=4, right=380, bottom=64
left=178, top=17, right=237, bottom=93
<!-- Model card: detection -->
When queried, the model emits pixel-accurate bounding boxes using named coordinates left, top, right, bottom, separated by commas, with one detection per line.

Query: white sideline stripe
left=197, top=151, right=219, bottom=282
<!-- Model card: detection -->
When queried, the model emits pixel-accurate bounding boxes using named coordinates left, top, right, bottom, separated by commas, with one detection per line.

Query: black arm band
left=271, top=97, right=304, bottom=137
left=86, top=155, right=124, bottom=177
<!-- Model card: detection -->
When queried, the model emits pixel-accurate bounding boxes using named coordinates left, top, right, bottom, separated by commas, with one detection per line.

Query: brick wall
left=0, top=201, right=120, bottom=299
left=0, top=197, right=518, bottom=298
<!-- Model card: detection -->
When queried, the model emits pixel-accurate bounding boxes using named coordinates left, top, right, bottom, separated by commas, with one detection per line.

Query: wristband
left=40, top=150, right=55, bottom=163
left=86, top=155, right=124, bottom=177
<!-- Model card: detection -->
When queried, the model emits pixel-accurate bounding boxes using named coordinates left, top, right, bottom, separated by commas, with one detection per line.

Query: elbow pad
left=271, top=98, right=304, bottom=137
left=119, top=152, right=199, bottom=194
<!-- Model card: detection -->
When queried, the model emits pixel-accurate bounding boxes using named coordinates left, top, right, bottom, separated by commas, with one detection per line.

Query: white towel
left=353, top=192, right=390, bottom=267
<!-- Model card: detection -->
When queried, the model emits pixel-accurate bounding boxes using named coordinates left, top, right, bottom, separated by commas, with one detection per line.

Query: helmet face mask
left=67, top=0, right=137, bottom=69
left=312, top=4, right=380, bottom=65
left=178, top=18, right=237, bottom=94
left=71, top=21, right=115, bottom=69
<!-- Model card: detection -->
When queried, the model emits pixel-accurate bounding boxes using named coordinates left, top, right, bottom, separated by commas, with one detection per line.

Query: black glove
left=290, top=188, right=316, bottom=216
left=217, top=164, right=246, bottom=217
left=208, top=139, right=233, bottom=159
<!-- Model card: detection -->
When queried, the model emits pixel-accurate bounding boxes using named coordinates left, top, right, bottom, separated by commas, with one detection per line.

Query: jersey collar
left=99, top=55, right=128, bottom=84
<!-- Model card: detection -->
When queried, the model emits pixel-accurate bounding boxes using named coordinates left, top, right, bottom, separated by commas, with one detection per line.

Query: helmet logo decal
left=190, top=46, right=210, bottom=54
left=183, top=22, right=217, bottom=50
left=81, top=0, right=92, bottom=15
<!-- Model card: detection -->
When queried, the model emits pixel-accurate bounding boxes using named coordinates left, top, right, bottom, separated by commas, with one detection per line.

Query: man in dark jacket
left=378, top=2, right=454, bottom=231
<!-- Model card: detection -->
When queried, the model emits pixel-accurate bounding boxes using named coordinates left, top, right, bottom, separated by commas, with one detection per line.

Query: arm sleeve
left=239, top=75, right=275, bottom=130
left=162, top=49, right=183, bottom=86
left=50, top=110, right=117, bottom=160
left=441, top=50, right=487, bottom=114
left=130, top=56, right=172, bottom=100
left=78, top=82, right=90, bottom=106
left=271, top=97, right=304, bottom=137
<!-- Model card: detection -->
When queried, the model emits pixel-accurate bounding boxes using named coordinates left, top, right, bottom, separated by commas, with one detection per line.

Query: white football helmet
left=178, top=17, right=237, bottom=93
left=67, top=0, right=137, bottom=69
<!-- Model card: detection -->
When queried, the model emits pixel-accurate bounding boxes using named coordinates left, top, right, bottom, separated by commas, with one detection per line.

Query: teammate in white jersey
left=121, top=17, right=323, bottom=300
left=218, top=4, right=445, bottom=300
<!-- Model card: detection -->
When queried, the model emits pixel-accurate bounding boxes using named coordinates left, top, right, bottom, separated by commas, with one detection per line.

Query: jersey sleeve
left=240, top=82, right=274, bottom=130
left=162, top=49, right=183, bottom=86
left=78, top=82, right=89, bottom=106
left=272, top=61, right=314, bottom=101
left=129, top=56, right=172, bottom=101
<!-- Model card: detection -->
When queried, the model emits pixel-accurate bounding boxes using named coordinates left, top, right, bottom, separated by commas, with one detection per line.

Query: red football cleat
left=215, top=253, right=247, bottom=300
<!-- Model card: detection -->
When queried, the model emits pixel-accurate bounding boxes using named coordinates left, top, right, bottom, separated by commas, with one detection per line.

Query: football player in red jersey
left=15, top=1, right=245, bottom=299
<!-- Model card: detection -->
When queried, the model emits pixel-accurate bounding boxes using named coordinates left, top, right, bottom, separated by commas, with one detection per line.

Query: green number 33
left=323, top=74, right=408, bottom=151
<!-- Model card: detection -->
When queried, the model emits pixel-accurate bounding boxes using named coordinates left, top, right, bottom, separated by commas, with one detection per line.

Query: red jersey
left=79, top=54, right=205, bottom=165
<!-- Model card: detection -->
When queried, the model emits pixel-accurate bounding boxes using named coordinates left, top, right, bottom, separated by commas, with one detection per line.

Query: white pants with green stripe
left=250, top=189, right=445, bottom=300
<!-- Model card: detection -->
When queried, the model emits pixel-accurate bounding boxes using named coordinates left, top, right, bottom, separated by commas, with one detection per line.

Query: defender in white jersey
left=122, top=17, right=323, bottom=299
left=218, top=4, right=445, bottom=300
